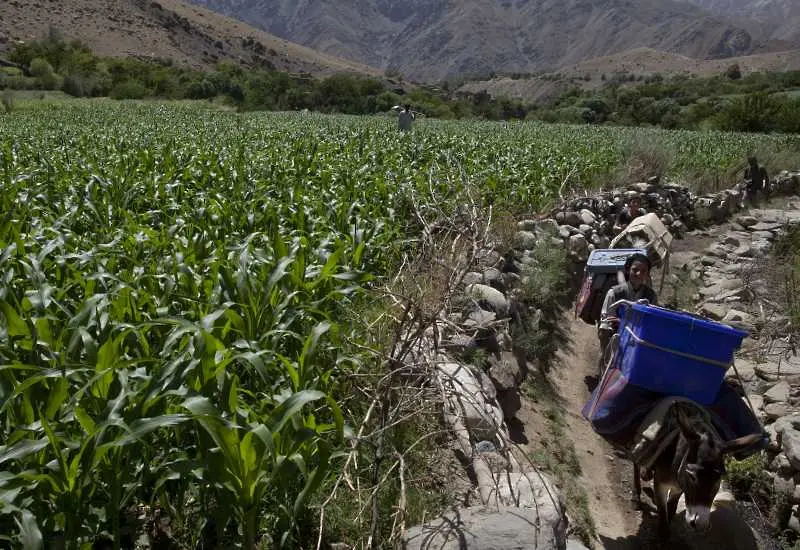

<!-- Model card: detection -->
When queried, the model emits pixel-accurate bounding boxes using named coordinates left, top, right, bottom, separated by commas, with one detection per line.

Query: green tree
left=716, top=92, right=780, bottom=132
left=29, top=57, right=61, bottom=89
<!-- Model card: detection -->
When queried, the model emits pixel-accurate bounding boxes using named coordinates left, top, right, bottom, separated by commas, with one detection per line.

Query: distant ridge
left=457, top=47, right=800, bottom=104
left=187, top=0, right=798, bottom=82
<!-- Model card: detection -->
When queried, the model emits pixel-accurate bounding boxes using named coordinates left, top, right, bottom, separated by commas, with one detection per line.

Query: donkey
left=632, top=409, right=763, bottom=538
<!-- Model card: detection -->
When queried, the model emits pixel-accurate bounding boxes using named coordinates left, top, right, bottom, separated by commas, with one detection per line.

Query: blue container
left=615, top=303, right=748, bottom=404
left=586, top=248, right=648, bottom=274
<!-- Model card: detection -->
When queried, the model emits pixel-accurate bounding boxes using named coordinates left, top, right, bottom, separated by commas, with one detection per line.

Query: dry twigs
left=315, top=176, right=497, bottom=549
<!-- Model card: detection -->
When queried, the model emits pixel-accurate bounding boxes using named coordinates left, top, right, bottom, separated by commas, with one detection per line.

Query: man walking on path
left=393, top=104, right=416, bottom=131
left=743, top=156, right=769, bottom=208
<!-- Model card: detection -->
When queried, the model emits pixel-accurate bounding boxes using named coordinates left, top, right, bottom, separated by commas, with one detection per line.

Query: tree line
left=528, top=66, right=800, bottom=133
left=2, top=30, right=800, bottom=133
left=0, top=31, right=526, bottom=120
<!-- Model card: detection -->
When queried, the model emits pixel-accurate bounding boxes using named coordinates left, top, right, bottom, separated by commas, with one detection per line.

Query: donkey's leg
left=666, top=489, right=682, bottom=526
left=653, top=473, right=672, bottom=539
left=632, top=463, right=642, bottom=509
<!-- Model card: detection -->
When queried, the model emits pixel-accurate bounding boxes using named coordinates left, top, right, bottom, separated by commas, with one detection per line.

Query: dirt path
left=549, top=318, right=640, bottom=547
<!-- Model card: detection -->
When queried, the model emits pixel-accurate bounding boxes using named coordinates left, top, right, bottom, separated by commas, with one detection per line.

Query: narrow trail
left=550, top=318, right=640, bottom=547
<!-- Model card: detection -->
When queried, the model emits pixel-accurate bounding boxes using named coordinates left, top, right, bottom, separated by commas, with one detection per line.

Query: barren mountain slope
left=682, top=0, right=800, bottom=44
left=188, top=0, right=782, bottom=82
left=0, top=0, right=380, bottom=77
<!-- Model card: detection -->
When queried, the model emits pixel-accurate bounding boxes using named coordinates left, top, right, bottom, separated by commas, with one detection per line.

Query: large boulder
left=466, top=284, right=510, bottom=317
left=438, top=362, right=503, bottom=441
left=404, top=503, right=566, bottom=550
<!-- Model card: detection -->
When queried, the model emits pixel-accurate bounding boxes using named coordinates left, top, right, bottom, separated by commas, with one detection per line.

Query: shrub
left=109, top=80, right=149, bottom=100
left=512, top=237, right=571, bottom=368
left=186, top=77, right=217, bottom=99
left=725, top=63, right=742, bottom=80
left=29, top=57, right=62, bottom=89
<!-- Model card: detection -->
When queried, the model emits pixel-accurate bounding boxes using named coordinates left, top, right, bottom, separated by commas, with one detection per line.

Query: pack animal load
left=575, top=248, right=647, bottom=325
left=609, top=212, right=672, bottom=270
left=582, top=300, right=764, bottom=457
left=575, top=212, right=674, bottom=325
left=582, top=301, right=766, bottom=538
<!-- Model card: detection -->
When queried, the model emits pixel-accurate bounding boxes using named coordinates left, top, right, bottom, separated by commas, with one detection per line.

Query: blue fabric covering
left=582, top=366, right=767, bottom=458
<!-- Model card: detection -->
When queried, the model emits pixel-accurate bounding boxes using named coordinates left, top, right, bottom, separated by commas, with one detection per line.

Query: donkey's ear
left=676, top=408, right=700, bottom=441
left=722, top=433, right=764, bottom=455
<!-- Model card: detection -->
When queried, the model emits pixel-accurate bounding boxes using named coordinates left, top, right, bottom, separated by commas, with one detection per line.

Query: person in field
left=393, top=104, right=416, bottom=131
left=597, top=253, right=658, bottom=373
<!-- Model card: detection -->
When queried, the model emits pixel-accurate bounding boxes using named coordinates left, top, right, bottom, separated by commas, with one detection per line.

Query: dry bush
left=595, top=138, right=673, bottom=190
left=315, top=177, right=496, bottom=549
left=622, top=140, right=671, bottom=183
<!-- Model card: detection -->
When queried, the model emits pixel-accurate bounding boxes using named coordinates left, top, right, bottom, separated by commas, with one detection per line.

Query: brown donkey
left=632, top=410, right=763, bottom=538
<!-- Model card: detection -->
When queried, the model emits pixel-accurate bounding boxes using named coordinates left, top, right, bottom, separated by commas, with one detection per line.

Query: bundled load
left=582, top=300, right=765, bottom=457
left=575, top=213, right=674, bottom=325
left=575, top=248, right=646, bottom=325
left=609, top=212, right=672, bottom=270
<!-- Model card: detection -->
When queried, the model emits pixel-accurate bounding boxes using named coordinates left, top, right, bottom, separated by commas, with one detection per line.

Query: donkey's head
left=675, top=411, right=762, bottom=532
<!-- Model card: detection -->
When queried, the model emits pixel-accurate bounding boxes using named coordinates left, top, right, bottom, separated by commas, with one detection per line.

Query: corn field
left=0, top=102, right=797, bottom=549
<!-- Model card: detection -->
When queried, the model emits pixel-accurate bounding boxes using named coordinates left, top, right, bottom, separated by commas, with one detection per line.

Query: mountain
left=186, top=0, right=794, bottom=83
left=0, top=0, right=380, bottom=77
left=681, top=0, right=800, bottom=45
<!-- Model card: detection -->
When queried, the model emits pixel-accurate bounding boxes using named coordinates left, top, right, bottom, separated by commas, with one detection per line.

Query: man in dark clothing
left=597, top=253, right=658, bottom=374
left=743, top=156, right=769, bottom=208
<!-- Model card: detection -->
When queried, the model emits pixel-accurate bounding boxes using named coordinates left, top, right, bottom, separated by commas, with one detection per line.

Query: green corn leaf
left=111, top=414, right=189, bottom=447
left=39, top=417, right=68, bottom=487
left=276, top=354, right=299, bottom=392
left=0, top=486, right=22, bottom=508
left=45, top=376, right=69, bottom=421
left=73, top=407, right=96, bottom=435
left=15, top=510, right=42, bottom=550
left=0, top=301, right=30, bottom=339
left=267, top=257, right=293, bottom=292
left=0, top=439, right=49, bottom=465
left=227, top=375, right=239, bottom=415
left=238, top=431, right=258, bottom=488
left=294, top=441, right=331, bottom=518
left=299, top=321, right=330, bottom=367
left=325, top=395, right=345, bottom=443
left=267, top=390, right=325, bottom=434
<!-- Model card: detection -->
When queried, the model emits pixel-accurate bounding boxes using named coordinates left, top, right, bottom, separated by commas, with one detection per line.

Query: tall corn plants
left=1, top=103, right=798, bottom=548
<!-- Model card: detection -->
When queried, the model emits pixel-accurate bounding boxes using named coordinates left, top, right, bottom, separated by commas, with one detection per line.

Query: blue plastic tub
left=615, top=303, right=749, bottom=404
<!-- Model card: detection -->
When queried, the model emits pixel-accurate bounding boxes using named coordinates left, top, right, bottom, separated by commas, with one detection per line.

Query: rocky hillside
left=683, top=0, right=800, bottom=44
left=187, top=0, right=794, bottom=83
left=0, top=0, right=380, bottom=77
